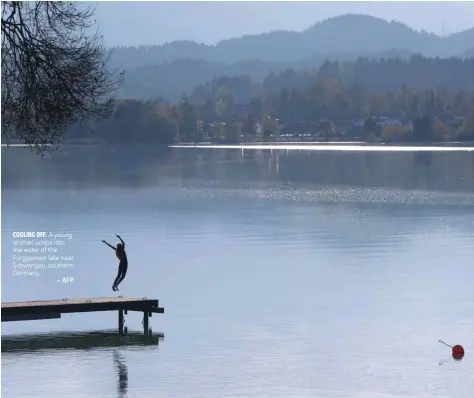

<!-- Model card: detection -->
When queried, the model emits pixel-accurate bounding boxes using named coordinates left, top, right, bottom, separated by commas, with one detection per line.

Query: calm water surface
left=2, top=145, right=474, bottom=398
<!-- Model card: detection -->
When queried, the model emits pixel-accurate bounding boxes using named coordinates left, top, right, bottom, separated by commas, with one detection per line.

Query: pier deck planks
left=1, top=297, right=164, bottom=322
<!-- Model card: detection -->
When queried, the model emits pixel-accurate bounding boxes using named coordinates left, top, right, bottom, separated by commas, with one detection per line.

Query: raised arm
left=116, top=235, right=125, bottom=248
left=102, top=240, right=116, bottom=250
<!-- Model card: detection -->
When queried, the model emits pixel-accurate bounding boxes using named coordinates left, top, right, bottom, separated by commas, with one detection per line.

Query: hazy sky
left=94, top=1, right=474, bottom=47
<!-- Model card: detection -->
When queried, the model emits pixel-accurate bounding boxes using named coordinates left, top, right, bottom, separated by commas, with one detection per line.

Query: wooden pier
left=1, top=297, right=164, bottom=335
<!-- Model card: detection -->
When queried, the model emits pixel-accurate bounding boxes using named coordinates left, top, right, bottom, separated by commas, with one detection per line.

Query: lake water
left=2, top=144, right=474, bottom=398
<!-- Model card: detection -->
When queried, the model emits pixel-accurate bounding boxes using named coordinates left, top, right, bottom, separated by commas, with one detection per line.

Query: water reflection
left=2, top=145, right=474, bottom=194
left=114, top=351, right=128, bottom=398
left=1, top=330, right=164, bottom=352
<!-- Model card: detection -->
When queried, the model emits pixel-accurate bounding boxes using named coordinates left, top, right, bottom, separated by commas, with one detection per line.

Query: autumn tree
left=1, top=1, right=123, bottom=152
left=67, top=99, right=177, bottom=144
left=381, top=125, right=411, bottom=142
left=432, top=119, right=452, bottom=141
left=368, top=93, right=389, bottom=115
left=214, top=85, right=235, bottom=117
left=457, top=105, right=474, bottom=140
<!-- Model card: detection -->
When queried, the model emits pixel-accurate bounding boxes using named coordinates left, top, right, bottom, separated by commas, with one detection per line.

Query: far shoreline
left=3, top=140, right=474, bottom=150
left=172, top=140, right=474, bottom=147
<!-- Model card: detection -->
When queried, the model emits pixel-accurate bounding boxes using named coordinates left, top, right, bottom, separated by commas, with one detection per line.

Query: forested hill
left=108, top=14, right=474, bottom=69
left=118, top=55, right=474, bottom=103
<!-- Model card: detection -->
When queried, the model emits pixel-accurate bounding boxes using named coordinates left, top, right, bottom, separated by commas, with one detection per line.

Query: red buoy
left=452, top=345, right=465, bottom=360
left=439, top=339, right=465, bottom=361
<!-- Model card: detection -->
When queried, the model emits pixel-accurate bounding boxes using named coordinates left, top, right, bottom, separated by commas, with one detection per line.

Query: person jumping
left=102, top=235, right=128, bottom=291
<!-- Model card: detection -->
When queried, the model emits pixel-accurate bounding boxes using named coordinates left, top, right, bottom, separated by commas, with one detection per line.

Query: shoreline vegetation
left=57, top=54, right=474, bottom=147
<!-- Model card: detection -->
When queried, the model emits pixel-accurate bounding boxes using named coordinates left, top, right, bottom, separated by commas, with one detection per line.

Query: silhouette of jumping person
left=102, top=235, right=128, bottom=291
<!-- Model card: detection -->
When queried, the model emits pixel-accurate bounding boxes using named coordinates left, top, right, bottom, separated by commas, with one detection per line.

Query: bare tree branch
left=1, top=1, right=124, bottom=153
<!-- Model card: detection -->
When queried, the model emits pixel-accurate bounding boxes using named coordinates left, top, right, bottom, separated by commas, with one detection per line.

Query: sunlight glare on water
left=170, top=143, right=474, bottom=151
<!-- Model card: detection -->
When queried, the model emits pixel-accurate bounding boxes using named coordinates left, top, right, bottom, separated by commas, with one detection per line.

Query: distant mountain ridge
left=108, top=14, right=474, bottom=70
left=109, top=14, right=474, bottom=102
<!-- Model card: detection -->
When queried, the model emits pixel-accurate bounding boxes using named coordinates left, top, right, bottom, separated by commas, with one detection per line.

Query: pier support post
left=143, top=311, right=149, bottom=336
left=118, top=310, right=124, bottom=335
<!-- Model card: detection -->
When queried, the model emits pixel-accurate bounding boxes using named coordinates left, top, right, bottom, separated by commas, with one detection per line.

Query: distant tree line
left=116, top=54, right=474, bottom=103
left=66, top=55, right=474, bottom=144
left=264, top=55, right=474, bottom=94
left=67, top=100, right=177, bottom=145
